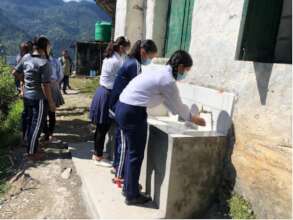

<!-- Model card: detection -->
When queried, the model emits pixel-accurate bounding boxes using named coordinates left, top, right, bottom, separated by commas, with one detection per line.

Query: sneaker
left=125, top=194, right=152, bottom=206
left=122, top=184, right=143, bottom=197
left=94, top=159, right=112, bottom=168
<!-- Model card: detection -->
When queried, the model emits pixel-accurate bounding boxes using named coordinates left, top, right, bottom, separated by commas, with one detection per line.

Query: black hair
left=128, top=39, right=158, bottom=63
left=26, top=41, right=33, bottom=53
left=33, top=36, right=50, bottom=59
left=167, top=50, right=193, bottom=79
left=19, top=42, right=30, bottom=56
left=104, top=36, right=131, bottom=58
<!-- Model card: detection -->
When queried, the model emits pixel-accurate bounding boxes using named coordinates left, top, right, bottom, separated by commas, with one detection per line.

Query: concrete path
left=70, top=142, right=163, bottom=219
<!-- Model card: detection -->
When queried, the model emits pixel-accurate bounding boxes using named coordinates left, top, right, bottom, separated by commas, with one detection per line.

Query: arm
left=12, top=69, right=24, bottom=81
left=41, top=63, right=56, bottom=112
left=42, top=83, right=55, bottom=110
left=12, top=59, right=24, bottom=81
left=161, top=81, right=206, bottom=126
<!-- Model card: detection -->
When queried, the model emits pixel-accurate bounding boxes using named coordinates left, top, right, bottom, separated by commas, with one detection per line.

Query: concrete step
left=69, top=143, right=162, bottom=219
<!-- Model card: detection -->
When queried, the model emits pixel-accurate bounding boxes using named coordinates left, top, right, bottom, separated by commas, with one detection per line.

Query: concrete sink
left=142, top=116, right=226, bottom=218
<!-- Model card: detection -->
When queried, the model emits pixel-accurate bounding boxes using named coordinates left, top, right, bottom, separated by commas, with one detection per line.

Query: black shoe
left=122, top=184, right=143, bottom=197
left=125, top=194, right=151, bottom=206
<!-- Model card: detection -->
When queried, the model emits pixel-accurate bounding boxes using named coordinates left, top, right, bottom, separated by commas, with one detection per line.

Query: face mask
left=142, top=58, right=152, bottom=65
left=177, top=72, right=187, bottom=81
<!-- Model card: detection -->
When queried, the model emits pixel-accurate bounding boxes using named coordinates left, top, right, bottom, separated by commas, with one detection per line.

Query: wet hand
left=191, top=115, right=206, bottom=126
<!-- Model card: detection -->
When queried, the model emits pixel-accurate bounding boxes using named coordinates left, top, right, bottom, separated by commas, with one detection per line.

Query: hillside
left=0, top=9, right=31, bottom=54
left=0, top=0, right=111, bottom=55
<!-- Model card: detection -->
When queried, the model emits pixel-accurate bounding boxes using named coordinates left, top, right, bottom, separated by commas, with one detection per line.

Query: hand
left=49, top=101, right=56, bottom=112
left=191, top=115, right=206, bottom=126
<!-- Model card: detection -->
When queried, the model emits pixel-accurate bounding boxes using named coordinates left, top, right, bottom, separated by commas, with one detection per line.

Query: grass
left=0, top=180, right=9, bottom=199
left=0, top=100, right=23, bottom=199
left=228, top=193, right=256, bottom=219
left=70, top=76, right=100, bottom=97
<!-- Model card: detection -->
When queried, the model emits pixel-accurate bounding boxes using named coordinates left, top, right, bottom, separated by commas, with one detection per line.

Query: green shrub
left=228, top=193, right=255, bottom=219
left=4, top=100, right=23, bottom=133
left=0, top=99, right=23, bottom=149
left=0, top=60, right=16, bottom=119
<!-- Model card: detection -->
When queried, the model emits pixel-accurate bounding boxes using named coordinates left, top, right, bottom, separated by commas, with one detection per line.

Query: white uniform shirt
left=99, top=52, right=124, bottom=89
left=119, top=64, right=192, bottom=121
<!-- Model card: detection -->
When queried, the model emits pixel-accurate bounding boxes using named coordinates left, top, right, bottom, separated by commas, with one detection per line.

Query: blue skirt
left=89, top=86, right=112, bottom=124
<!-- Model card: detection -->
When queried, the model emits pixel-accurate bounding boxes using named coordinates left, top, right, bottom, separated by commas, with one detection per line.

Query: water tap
left=200, top=106, right=214, bottom=130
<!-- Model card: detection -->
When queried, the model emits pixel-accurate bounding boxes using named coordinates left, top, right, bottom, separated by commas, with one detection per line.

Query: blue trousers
left=113, top=126, right=122, bottom=173
left=23, top=98, right=47, bottom=155
left=115, top=101, right=147, bottom=200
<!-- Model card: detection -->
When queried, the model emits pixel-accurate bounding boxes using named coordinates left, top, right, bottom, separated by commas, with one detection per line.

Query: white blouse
left=99, top=52, right=124, bottom=89
left=119, top=64, right=192, bottom=121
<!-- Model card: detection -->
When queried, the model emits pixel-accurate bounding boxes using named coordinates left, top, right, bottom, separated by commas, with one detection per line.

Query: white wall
left=114, top=0, right=144, bottom=44
left=114, top=0, right=127, bottom=37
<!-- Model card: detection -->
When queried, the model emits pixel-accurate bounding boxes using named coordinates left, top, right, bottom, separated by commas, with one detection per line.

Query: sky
left=63, top=0, right=94, bottom=3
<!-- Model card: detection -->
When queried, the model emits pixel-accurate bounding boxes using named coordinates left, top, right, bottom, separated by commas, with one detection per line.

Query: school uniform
left=115, top=64, right=192, bottom=200
left=15, top=53, right=52, bottom=155
left=17, top=53, right=32, bottom=142
left=43, top=57, right=65, bottom=138
left=89, top=52, right=124, bottom=157
left=108, top=57, right=141, bottom=179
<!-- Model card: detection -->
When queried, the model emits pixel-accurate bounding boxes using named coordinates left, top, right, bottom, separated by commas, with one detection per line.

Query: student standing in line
left=108, top=40, right=158, bottom=185
left=12, top=36, right=56, bottom=160
left=89, top=36, right=130, bottom=167
left=115, top=50, right=206, bottom=205
left=59, top=49, right=72, bottom=94
left=15, top=42, right=31, bottom=94
left=15, top=41, right=33, bottom=146
left=42, top=49, right=65, bottom=142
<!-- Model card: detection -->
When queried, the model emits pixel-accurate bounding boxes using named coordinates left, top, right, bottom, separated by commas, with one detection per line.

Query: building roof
left=95, top=0, right=116, bottom=18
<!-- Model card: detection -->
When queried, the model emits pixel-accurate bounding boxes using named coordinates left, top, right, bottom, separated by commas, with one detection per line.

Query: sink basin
left=142, top=116, right=227, bottom=218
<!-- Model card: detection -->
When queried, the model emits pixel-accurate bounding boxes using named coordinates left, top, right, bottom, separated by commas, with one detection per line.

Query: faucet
left=200, top=106, right=214, bottom=130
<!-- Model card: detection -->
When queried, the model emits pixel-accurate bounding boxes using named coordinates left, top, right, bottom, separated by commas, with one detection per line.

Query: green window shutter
left=164, top=0, right=187, bottom=57
left=236, top=0, right=284, bottom=63
left=164, top=0, right=195, bottom=57
left=182, top=0, right=195, bottom=51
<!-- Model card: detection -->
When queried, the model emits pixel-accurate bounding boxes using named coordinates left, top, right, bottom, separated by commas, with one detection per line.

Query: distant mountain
left=0, top=9, right=31, bottom=54
left=0, top=0, right=111, bottom=56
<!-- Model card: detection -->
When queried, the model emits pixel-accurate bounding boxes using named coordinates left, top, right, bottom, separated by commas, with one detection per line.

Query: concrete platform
left=69, top=142, right=162, bottom=219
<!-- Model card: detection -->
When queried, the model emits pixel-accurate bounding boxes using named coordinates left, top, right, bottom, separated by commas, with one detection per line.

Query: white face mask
left=177, top=72, right=187, bottom=81
left=142, top=58, right=152, bottom=65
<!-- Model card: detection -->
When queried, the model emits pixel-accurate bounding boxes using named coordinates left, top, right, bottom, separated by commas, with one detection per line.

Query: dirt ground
left=0, top=89, right=94, bottom=219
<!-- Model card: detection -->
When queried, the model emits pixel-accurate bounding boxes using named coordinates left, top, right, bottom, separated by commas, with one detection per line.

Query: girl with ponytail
left=89, top=36, right=130, bottom=167
left=108, top=39, right=158, bottom=187
left=114, top=50, right=205, bottom=205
